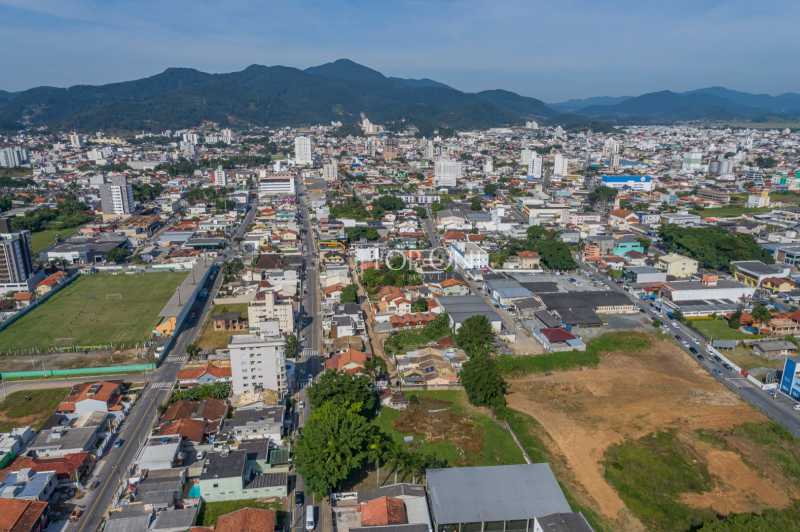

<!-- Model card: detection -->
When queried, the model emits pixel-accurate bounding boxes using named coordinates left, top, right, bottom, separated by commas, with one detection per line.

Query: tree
left=752, top=303, right=771, bottom=325
left=673, top=309, right=685, bottom=323
left=728, top=308, right=742, bottom=329
left=535, top=239, right=576, bottom=271
left=588, top=186, right=618, bottom=207
left=470, top=196, right=482, bottom=211
left=106, top=247, right=131, bottom=264
left=637, top=237, right=652, bottom=253
left=285, top=334, right=300, bottom=359
left=455, top=315, right=494, bottom=358
left=484, top=183, right=498, bottom=197
left=413, top=206, right=428, bottom=219
left=411, top=297, right=428, bottom=313
left=460, top=355, right=507, bottom=409
left=186, top=343, right=201, bottom=358
left=364, top=356, right=388, bottom=379
left=223, top=258, right=244, bottom=283
left=341, top=284, right=358, bottom=304
left=294, top=401, right=377, bottom=498
left=308, top=371, right=378, bottom=418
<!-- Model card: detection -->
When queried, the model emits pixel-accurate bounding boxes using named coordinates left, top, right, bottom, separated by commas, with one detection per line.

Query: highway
left=73, top=191, right=255, bottom=531
left=580, top=261, right=800, bottom=437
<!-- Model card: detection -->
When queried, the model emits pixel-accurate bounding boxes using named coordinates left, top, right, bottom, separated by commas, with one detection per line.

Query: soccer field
left=0, top=272, right=186, bottom=354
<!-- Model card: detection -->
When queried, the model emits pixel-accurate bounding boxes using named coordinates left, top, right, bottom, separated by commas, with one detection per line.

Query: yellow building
left=657, top=253, right=698, bottom=278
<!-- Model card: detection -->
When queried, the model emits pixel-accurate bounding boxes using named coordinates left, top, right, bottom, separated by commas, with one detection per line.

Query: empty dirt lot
left=507, top=334, right=798, bottom=531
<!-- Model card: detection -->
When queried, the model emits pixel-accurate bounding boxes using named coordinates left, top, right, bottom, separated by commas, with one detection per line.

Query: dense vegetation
left=383, top=313, right=451, bottom=355
left=490, top=225, right=576, bottom=270
left=659, top=224, right=773, bottom=271
left=361, top=257, right=421, bottom=293
left=10, top=197, right=93, bottom=233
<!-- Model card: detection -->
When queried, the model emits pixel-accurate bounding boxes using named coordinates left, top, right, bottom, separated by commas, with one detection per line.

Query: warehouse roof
left=426, top=464, right=571, bottom=524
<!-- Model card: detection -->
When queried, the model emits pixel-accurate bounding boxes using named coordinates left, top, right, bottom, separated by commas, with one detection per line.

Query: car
left=114, top=439, right=124, bottom=448
left=696, top=354, right=705, bottom=360
left=91, top=480, right=101, bottom=489
left=298, top=400, right=305, bottom=409
left=793, top=404, right=800, bottom=411
left=69, top=508, right=84, bottom=522
left=295, top=490, right=305, bottom=506
left=689, top=346, right=698, bottom=354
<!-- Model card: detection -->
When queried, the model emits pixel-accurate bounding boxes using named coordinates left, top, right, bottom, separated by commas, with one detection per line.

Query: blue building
left=601, top=175, right=653, bottom=192
left=780, top=357, right=800, bottom=400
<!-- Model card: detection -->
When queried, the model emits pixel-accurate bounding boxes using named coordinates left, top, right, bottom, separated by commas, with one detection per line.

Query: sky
left=1, top=0, right=798, bottom=102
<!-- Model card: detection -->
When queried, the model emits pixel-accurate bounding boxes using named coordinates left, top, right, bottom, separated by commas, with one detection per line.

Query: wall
left=0, top=363, right=155, bottom=381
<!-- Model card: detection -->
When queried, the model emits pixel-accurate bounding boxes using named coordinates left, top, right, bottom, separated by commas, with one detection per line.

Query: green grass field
left=196, top=304, right=248, bottom=351
left=604, top=431, right=716, bottom=531
left=0, top=272, right=185, bottom=353
left=375, top=389, right=524, bottom=467
left=693, top=206, right=771, bottom=218
left=688, top=318, right=757, bottom=341
left=0, top=388, right=69, bottom=432
left=198, top=499, right=284, bottom=527
left=496, top=332, right=652, bottom=376
left=29, top=227, right=80, bottom=255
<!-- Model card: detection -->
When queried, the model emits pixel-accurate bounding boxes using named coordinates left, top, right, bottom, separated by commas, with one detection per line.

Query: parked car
left=295, top=490, right=304, bottom=506
left=114, top=439, right=124, bottom=448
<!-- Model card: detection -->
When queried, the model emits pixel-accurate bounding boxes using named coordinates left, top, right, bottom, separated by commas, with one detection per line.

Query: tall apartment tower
left=0, top=219, right=33, bottom=290
left=228, top=329, right=288, bottom=397
left=294, top=136, right=313, bottom=165
left=434, top=159, right=463, bottom=188
left=212, top=166, right=227, bottom=187
left=553, top=153, right=569, bottom=177
left=100, top=175, right=135, bottom=216
left=528, top=153, right=543, bottom=178
left=322, top=159, right=338, bottom=181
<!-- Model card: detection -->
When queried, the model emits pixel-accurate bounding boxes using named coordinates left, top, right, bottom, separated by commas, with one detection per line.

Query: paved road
left=74, top=193, right=255, bottom=531
left=580, top=261, right=800, bottom=437
left=0, top=373, right=148, bottom=397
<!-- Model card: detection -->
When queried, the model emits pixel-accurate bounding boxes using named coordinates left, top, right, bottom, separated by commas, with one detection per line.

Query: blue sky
left=1, top=0, right=798, bottom=101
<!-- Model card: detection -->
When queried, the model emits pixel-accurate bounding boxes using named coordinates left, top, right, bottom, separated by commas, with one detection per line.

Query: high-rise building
left=212, top=166, right=227, bottom=187
left=424, top=140, right=435, bottom=160
left=294, top=136, right=313, bottom=165
left=68, top=132, right=81, bottom=149
left=322, top=159, right=338, bottom=181
left=100, top=175, right=135, bottom=216
left=528, top=154, right=543, bottom=178
left=228, top=330, right=287, bottom=397
left=434, top=159, right=463, bottom=188
left=553, top=154, right=569, bottom=177
left=0, top=147, right=29, bottom=168
left=483, top=157, right=493, bottom=174
left=520, top=149, right=535, bottom=166
left=0, top=219, right=33, bottom=292
left=221, top=128, right=233, bottom=145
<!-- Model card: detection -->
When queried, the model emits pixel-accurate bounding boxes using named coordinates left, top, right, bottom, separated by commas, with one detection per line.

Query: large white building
left=212, top=166, right=227, bottom=187
left=553, top=153, right=569, bottom=177
left=434, top=159, right=463, bottom=188
left=448, top=241, right=489, bottom=271
left=528, top=154, right=543, bottom=179
left=248, top=289, right=295, bottom=334
left=228, top=332, right=288, bottom=397
left=0, top=147, right=29, bottom=168
left=100, top=175, right=134, bottom=216
left=322, top=159, right=338, bottom=181
left=0, top=221, right=33, bottom=294
left=258, top=176, right=296, bottom=197
left=294, top=136, right=313, bottom=166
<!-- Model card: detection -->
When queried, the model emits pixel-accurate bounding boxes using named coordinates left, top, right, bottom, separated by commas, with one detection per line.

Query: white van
left=306, top=505, right=316, bottom=530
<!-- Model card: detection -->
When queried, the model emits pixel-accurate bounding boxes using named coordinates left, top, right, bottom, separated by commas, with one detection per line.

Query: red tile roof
left=57, top=381, right=122, bottom=413
left=360, top=496, right=408, bottom=526
left=214, top=508, right=276, bottom=532
left=0, top=499, right=48, bottom=532
left=1, top=452, right=91, bottom=482
left=541, top=327, right=577, bottom=343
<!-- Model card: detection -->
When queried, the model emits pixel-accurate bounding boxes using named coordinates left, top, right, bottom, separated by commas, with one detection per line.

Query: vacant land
left=376, top=390, right=523, bottom=468
left=0, top=272, right=185, bottom=353
left=196, top=303, right=248, bottom=351
left=0, top=388, right=69, bottom=432
left=506, top=333, right=798, bottom=531
left=29, top=227, right=80, bottom=255
left=198, top=499, right=284, bottom=527
left=725, top=346, right=785, bottom=371
left=688, top=318, right=757, bottom=341
left=693, top=206, right=770, bottom=218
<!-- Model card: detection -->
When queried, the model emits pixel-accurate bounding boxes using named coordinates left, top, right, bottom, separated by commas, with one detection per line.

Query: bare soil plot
left=506, top=335, right=795, bottom=530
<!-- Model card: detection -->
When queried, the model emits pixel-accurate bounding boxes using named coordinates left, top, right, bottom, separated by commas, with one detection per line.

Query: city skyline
left=2, top=0, right=799, bottom=101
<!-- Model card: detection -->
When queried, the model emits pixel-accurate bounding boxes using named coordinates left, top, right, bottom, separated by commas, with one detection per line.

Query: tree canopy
left=460, top=355, right=507, bottom=409
left=660, top=224, right=773, bottom=271
left=308, top=371, right=378, bottom=419
left=455, top=315, right=495, bottom=358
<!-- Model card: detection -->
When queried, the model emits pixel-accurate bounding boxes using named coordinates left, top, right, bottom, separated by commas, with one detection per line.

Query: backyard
left=30, top=227, right=81, bottom=255
left=196, top=303, right=249, bottom=351
left=0, top=272, right=185, bottom=353
left=0, top=388, right=69, bottom=432
left=688, top=318, right=758, bottom=341
left=197, top=499, right=285, bottom=527
left=375, top=389, right=524, bottom=468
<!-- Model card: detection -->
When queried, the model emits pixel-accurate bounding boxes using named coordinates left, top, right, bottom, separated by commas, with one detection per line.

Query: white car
left=793, top=404, right=800, bottom=411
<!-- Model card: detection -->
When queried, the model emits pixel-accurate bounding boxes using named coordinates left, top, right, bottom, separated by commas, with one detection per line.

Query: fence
left=0, top=271, right=80, bottom=335
left=0, top=363, right=155, bottom=381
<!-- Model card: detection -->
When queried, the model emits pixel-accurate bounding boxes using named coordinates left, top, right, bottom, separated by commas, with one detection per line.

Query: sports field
left=0, top=272, right=185, bottom=353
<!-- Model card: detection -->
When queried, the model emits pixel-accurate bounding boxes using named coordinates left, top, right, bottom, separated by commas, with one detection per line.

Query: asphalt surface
left=73, top=193, right=255, bottom=532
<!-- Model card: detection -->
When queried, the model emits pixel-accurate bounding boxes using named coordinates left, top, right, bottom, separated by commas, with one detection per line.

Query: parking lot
left=508, top=271, right=607, bottom=293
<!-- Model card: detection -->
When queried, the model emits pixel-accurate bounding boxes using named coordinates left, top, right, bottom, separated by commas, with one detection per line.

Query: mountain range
left=0, top=59, right=798, bottom=132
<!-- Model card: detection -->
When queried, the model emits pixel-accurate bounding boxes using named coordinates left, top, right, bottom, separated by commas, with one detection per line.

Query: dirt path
left=506, top=337, right=772, bottom=528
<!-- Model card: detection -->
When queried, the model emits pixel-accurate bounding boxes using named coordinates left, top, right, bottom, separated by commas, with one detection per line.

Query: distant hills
left=0, top=59, right=553, bottom=133
left=0, top=59, right=798, bottom=132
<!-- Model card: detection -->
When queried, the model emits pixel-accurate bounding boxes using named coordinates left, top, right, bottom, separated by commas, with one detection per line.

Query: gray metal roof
left=426, top=464, right=571, bottom=524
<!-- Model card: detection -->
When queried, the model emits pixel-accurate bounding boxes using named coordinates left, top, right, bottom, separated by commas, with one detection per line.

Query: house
left=325, top=348, right=370, bottom=374
left=211, top=312, right=248, bottom=332
left=611, top=235, right=644, bottom=258
left=436, top=296, right=502, bottom=333
left=28, top=424, right=104, bottom=459
left=2, top=452, right=93, bottom=487
left=0, top=427, right=35, bottom=469
left=200, top=507, right=276, bottom=532
left=34, top=271, right=66, bottom=297
left=221, top=406, right=285, bottom=443
left=136, top=435, right=182, bottom=472
left=536, top=328, right=586, bottom=352
left=57, top=381, right=124, bottom=418
left=608, top=209, right=638, bottom=228
left=155, top=419, right=208, bottom=444
left=0, top=469, right=57, bottom=502
left=753, top=340, right=797, bottom=360
left=426, top=464, right=573, bottom=531
left=762, top=277, right=796, bottom=293
left=331, top=484, right=432, bottom=532
left=656, top=253, right=698, bottom=279
left=448, top=241, right=489, bottom=271
left=0, top=499, right=49, bottom=532
left=161, top=399, right=227, bottom=425
left=176, top=363, right=232, bottom=387
left=196, top=450, right=287, bottom=502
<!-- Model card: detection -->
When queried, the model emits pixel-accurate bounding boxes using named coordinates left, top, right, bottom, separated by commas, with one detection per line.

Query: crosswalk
left=167, top=355, right=188, bottom=363
left=302, top=348, right=319, bottom=358
left=150, top=382, right=174, bottom=390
